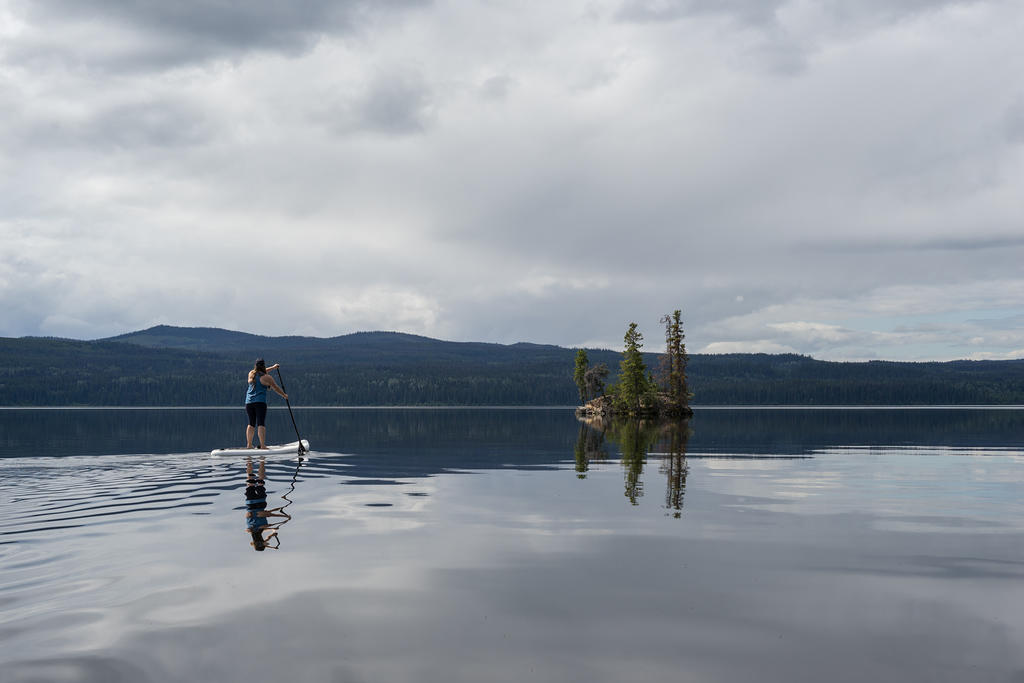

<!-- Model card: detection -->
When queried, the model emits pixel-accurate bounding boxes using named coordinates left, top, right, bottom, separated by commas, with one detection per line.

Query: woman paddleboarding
left=246, top=358, right=288, bottom=449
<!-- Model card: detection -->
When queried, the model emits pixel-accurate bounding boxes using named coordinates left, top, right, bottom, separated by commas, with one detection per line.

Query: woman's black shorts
left=246, top=402, right=268, bottom=427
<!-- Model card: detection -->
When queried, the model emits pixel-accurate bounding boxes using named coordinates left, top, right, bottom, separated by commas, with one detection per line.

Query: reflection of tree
left=574, top=427, right=587, bottom=478
left=658, top=421, right=690, bottom=518
left=605, top=419, right=661, bottom=506
left=574, top=422, right=609, bottom=479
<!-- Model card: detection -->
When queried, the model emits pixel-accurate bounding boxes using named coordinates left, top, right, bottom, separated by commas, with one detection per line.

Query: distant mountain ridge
left=4, top=325, right=1024, bottom=406
left=101, top=325, right=312, bottom=351
left=97, top=325, right=579, bottom=365
left=102, top=325, right=438, bottom=352
left=102, top=324, right=547, bottom=349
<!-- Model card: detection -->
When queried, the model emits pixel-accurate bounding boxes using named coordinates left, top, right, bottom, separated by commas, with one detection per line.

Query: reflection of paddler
left=245, top=457, right=290, bottom=551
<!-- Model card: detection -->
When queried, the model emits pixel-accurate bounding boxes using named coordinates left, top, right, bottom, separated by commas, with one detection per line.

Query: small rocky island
left=576, top=392, right=693, bottom=419
left=574, top=310, right=693, bottom=419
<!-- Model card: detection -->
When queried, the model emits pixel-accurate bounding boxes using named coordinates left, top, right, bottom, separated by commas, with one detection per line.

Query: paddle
left=276, top=367, right=307, bottom=456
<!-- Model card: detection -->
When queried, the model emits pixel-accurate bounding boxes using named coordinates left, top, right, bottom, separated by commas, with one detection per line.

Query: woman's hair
left=250, top=529, right=267, bottom=551
left=249, top=528, right=280, bottom=551
left=254, top=358, right=267, bottom=374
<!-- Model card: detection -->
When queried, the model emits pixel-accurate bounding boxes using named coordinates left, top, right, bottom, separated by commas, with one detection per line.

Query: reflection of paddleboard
left=210, top=440, right=310, bottom=457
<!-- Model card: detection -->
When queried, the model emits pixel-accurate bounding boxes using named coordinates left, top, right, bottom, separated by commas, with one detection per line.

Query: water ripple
left=0, top=452, right=357, bottom=548
left=0, top=456, right=243, bottom=544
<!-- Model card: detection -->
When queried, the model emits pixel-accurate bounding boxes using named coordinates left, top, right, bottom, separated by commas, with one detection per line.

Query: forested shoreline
left=3, top=326, right=1024, bottom=406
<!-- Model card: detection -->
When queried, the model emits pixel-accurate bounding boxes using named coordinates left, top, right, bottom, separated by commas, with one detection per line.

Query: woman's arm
left=261, top=374, right=288, bottom=399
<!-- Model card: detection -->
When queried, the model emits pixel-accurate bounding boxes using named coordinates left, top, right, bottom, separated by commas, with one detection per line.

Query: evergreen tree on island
left=574, top=349, right=589, bottom=404
left=659, top=309, right=691, bottom=417
left=614, top=322, right=657, bottom=415
left=575, top=348, right=609, bottom=404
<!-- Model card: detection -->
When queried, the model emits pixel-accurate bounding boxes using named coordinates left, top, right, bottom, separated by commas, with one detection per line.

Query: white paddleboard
left=210, top=440, right=310, bottom=457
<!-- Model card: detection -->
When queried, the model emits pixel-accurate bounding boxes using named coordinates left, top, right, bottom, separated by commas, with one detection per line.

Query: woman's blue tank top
left=246, top=372, right=268, bottom=404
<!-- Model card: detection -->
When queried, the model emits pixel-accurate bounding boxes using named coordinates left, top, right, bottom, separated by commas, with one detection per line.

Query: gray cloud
left=967, top=313, right=1024, bottom=332
left=6, top=0, right=430, bottom=71
left=479, top=75, right=516, bottom=101
left=351, top=71, right=435, bottom=135
left=306, top=67, right=438, bottom=138
left=17, top=100, right=215, bottom=152
left=613, top=0, right=987, bottom=75
left=616, top=0, right=785, bottom=25
left=616, top=0, right=973, bottom=26
left=1004, top=99, right=1024, bottom=144
left=806, top=234, right=1024, bottom=253
left=93, top=101, right=214, bottom=149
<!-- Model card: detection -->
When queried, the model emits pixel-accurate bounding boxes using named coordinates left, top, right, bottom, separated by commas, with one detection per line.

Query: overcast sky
left=2, top=0, right=1022, bottom=360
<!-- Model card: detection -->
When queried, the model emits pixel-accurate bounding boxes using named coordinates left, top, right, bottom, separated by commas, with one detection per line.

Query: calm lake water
left=1, top=407, right=1023, bottom=683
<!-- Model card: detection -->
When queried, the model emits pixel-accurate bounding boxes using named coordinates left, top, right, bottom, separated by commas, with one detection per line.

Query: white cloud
left=767, top=321, right=854, bottom=344
left=695, top=279, right=1024, bottom=360
left=700, top=341, right=801, bottom=354
left=966, top=348, right=1024, bottom=361
left=513, top=273, right=610, bottom=298
left=319, top=286, right=441, bottom=334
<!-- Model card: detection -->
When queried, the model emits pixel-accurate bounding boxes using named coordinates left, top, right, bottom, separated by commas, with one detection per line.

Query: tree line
left=3, top=332, right=1024, bottom=406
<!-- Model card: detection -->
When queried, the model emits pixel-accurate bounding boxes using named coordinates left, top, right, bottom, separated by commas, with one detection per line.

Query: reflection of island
left=577, top=416, right=690, bottom=516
